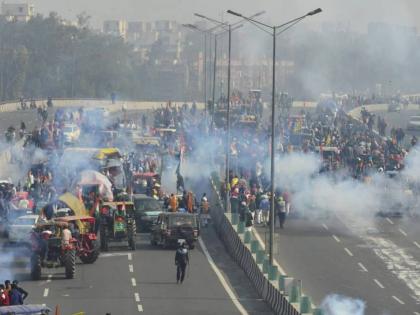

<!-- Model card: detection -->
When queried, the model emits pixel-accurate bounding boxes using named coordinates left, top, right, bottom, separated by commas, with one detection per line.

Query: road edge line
left=198, top=237, right=249, bottom=315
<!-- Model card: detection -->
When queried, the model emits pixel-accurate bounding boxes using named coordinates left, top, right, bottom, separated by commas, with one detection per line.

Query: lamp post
left=227, top=8, right=322, bottom=264
left=182, top=23, right=222, bottom=118
left=194, top=11, right=264, bottom=213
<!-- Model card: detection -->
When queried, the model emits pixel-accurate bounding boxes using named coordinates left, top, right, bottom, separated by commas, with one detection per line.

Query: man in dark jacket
left=12, top=280, right=28, bottom=301
left=9, top=284, right=23, bottom=305
left=175, top=242, right=189, bottom=284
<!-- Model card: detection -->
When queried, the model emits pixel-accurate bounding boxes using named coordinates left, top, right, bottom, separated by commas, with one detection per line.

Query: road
left=0, top=105, right=273, bottom=315
left=248, top=107, right=420, bottom=315
left=255, top=214, right=420, bottom=315
left=2, top=228, right=272, bottom=314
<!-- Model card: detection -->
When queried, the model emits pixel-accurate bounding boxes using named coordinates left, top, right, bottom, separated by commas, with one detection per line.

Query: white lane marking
left=358, top=262, right=368, bottom=272
left=373, top=279, right=384, bottom=289
left=414, top=241, right=420, bottom=249
left=198, top=237, right=249, bottom=315
left=386, top=218, right=394, bottom=225
left=129, top=264, right=134, bottom=273
left=414, top=312, right=420, bottom=315
left=137, top=305, right=143, bottom=312
left=131, top=278, right=137, bottom=287
left=344, top=248, right=354, bottom=257
left=128, top=253, right=133, bottom=261
left=43, top=288, right=49, bottom=297
left=253, top=230, right=286, bottom=274
left=332, top=235, right=341, bottom=243
left=399, top=229, right=408, bottom=237
left=134, top=293, right=140, bottom=302
left=392, top=296, right=405, bottom=305
left=322, top=224, right=329, bottom=230
left=47, top=274, right=52, bottom=283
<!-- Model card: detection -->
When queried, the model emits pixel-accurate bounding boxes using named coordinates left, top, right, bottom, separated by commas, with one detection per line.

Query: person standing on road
left=175, top=242, right=189, bottom=284
left=169, top=193, right=178, bottom=212
left=12, top=281, right=28, bottom=301
left=9, top=284, right=23, bottom=305
left=276, top=196, right=287, bottom=229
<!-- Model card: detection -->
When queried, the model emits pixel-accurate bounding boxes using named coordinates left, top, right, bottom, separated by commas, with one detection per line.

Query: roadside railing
left=209, top=172, right=324, bottom=315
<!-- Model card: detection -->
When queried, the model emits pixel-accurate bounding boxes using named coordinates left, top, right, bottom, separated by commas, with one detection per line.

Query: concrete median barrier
left=209, top=172, right=324, bottom=315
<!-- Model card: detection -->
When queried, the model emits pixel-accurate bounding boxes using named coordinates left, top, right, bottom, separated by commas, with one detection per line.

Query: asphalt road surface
left=1, top=227, right=272, bottom=314
left=254, top=213, right=420, bottom=315
left=0, top=105, right=273, bottom=315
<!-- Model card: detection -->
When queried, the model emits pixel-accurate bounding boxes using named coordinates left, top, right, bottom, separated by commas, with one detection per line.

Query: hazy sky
left=30, top=0, right=419, bottom=31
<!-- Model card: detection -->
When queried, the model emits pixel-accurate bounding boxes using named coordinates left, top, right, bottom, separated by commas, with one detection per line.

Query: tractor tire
left=30, top=253, right=42, bottom=280
left=100, top=225, right=108, bottom=252
left=80, top=240, right=100, bottom=264
left=64, top=250, right=76, bottom=279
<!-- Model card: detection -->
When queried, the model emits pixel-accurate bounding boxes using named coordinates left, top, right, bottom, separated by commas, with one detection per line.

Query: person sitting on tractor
left=40, top=229, right=53, bottom=263
left=62, top=223, right=72, bottom=246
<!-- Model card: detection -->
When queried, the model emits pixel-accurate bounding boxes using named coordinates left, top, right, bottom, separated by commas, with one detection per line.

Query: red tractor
left=55, top=215, right=100, bottom=264
left=30, top=215, right=99, bottom=280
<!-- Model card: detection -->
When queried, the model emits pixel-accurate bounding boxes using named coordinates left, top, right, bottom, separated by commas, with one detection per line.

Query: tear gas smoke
left=321, top=294, right=365, bottom=315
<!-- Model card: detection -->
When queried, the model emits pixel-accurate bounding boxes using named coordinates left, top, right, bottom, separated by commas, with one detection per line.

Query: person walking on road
left=175, top=242, right=189, bottom=284
left=276, top=196, right=287, bottom=229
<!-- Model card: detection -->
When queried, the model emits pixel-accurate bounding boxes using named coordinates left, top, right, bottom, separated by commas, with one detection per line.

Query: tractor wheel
left=100, top=225, right=108, bottom=252
left=80, top=240, right=100, bottom=264
left=128, top=221, right=137, bottom=251
left=64, top=250, right=76, bottom=279
left=30, top=253, right=42, bottom=280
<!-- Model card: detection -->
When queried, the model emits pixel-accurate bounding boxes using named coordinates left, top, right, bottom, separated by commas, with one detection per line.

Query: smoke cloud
left=321, top=294, right=365, bottom=315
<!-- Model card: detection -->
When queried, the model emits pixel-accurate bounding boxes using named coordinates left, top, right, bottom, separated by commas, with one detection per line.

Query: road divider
left=209, top=172, right=325, bottom=315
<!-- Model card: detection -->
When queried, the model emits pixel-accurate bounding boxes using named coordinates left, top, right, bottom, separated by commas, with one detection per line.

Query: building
left=103, top=20, right=128, bottom=39
left=1, top=2, right=34, bottom=22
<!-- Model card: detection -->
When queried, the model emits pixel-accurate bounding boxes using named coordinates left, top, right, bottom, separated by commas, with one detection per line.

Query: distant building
left=1, top=2, right=34, bottom=22
left=103, top=20, right=128, bottom=39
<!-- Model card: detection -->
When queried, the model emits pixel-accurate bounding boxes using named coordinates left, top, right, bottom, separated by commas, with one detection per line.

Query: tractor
left=30, top=221, right=77, bottom=280
left=54, top=215, right=100, bottom=264
left=99, top=202, right=137, bottom=251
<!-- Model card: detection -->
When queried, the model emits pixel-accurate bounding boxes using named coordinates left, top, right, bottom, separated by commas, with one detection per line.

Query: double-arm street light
left=227, top=8, right=322, bottom=264
left=182, top=23, right=222, bottom=119
left=194, top=11, right=264, bottom=213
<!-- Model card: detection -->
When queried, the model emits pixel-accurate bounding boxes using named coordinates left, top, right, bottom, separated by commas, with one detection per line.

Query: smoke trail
left=321, top=294, right=365, bottom=315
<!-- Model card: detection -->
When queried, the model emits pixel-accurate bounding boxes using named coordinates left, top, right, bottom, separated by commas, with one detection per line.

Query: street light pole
left=194, top=12, right=263, bottom=213
left=226, top=24, right=232, bottom=212
left=227, top=7, right=322, bottom=265
left=203, top=33, right=208, bottom=116
left=269, top=27, right=276, bottom=264
left=212, top=35, right=217, bottom=121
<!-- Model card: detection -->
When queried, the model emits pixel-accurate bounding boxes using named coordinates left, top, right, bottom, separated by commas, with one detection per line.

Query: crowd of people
left=0, top=280, right=28, bottom=306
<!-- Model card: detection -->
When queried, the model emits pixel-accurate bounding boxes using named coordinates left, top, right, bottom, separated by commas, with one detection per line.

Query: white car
left=62, top=123, right=81, bottom=144
left=407, top=116, right=420, bottom=130
left=8, top=215, right=40, bottom=243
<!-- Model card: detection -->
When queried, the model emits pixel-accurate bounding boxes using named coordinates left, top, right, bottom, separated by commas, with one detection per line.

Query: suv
left=132, top=194, right=163, bottom=231
left=150, top=213, right=199, bottom=249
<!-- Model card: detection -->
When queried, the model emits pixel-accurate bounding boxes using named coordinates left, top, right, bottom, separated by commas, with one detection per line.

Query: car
left=8, top=214, right=40, bottom=244
left=407, top=116, right=420, bottom=130
left=150, top=212, right=200, bottom=249
left=62, top=123, right=81, bottom=144
left=132, top=194, right=163, bottom=231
